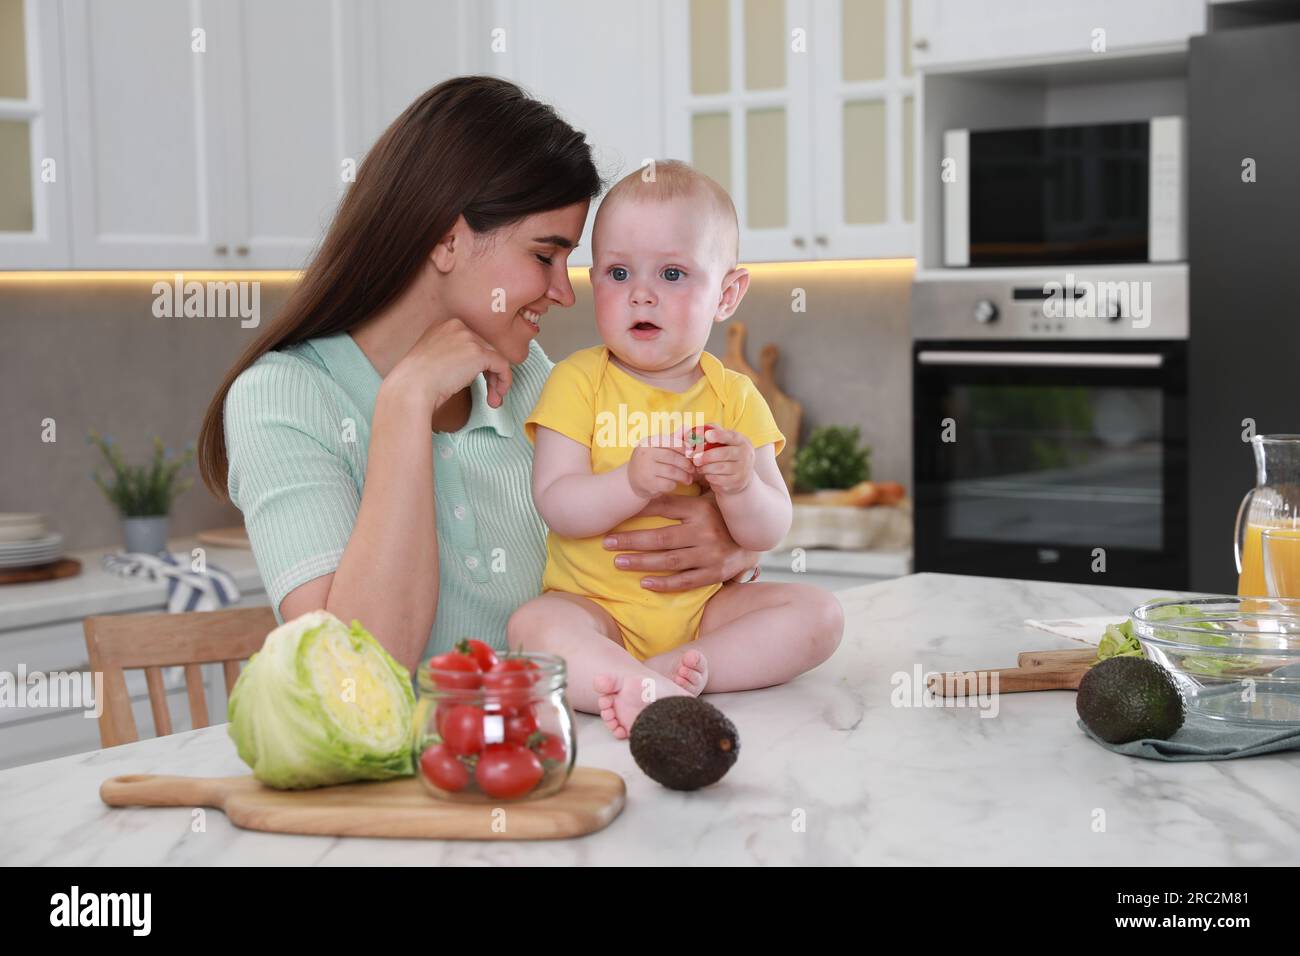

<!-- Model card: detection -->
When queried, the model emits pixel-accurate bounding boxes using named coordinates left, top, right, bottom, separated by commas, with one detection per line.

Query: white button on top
left=464, top=555, right=478, bottom=569
left=453, top=505, right=466, bottom=520
left=439, top=445, right=453, bottom=459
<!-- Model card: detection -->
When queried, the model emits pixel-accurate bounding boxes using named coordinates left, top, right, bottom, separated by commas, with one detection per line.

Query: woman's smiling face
left=440, top=201, right=590, bottom=364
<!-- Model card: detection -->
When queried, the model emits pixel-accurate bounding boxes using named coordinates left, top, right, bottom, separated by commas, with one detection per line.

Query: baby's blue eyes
left=608, top=267, right=684, bottom=282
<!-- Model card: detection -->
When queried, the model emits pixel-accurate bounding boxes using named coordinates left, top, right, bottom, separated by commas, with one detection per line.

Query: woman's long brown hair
left=197, top=75, right=603, bottom=501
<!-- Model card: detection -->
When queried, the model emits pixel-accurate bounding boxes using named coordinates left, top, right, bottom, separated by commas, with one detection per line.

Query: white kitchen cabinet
left=355, top=0, right=486, bottom=151
left=62, top=0, right=371, bottom=270
left=663, top=0, right=916, bottom=262
left=62, top=0, right=230, bottom=269
left=663, top=0, right=814, bottom=262
left=0, top=0, right=71, bottom=268
left=810, top=0, right=917, bottom=259
left=491, top=0, right=666, bottom=267
left=909, top=0, right=1207, bottom=71
left=212, top=0, right=370, bottom=270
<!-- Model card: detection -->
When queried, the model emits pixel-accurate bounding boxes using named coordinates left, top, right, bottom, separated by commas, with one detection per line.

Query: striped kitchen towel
left=101, top=550, right=241, bottom=612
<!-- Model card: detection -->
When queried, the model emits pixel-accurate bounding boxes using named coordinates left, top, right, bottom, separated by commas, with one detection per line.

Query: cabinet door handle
left=792, top=236, right=806, bottom=248
left=814, top=235, right=828, bottom=246
left=214, top=244, right=229, bottom=255
left=913, top=37, right=928, bottom=50
left=235, top=245, right=249, bottom=256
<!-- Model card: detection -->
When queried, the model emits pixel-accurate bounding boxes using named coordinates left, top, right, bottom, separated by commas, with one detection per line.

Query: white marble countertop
left=3, top=572, right=1297, bottom=865
left=0, top=537, right=265, bottom=632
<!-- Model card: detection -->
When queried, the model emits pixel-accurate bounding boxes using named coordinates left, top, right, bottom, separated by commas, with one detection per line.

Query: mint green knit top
left=223, top=332, right=554, bottom=663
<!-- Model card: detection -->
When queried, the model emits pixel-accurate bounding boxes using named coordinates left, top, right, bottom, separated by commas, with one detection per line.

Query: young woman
left=197, top=76, right=764, bottom=681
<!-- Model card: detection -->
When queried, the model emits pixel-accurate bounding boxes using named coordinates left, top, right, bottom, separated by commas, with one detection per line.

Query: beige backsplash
left=0, top=261, right=913, bottom=551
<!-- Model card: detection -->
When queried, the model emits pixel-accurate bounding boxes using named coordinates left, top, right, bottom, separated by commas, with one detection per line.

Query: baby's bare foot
left=643, top=647, right=709, bottom=696
left=593, top=673, right=688, bottom=739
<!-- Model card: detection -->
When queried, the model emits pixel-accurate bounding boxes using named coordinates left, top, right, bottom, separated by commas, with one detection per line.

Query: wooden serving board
left=0, top=557, right=81, bottom=585
left=722, top=323, right=802, bottom=490
left=928, top=648, right=1097, bottom=697
left=196, top=526, right=251, bottom=549
left=101, top=767, right=625, bottom=840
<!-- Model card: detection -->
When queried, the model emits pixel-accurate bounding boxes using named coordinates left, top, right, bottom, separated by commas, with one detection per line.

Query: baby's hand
left=689, top=426, right=754, bottom=495
left=627, top=435, right=695, bottom=499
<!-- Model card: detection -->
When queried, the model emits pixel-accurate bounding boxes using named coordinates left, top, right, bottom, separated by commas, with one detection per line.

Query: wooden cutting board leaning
left=721, top=322, right=802, bottom=491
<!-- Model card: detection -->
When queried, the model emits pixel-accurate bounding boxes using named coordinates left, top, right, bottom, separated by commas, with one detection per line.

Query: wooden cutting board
left=197, top=526, right=251, bottom=549
left=722, top=323, right=802, bottom=490
left=0, top=557, right=81, bottom=585
left=928, top=648, right=1097, bottom=697
left=101, top=767, right=625, bottom=840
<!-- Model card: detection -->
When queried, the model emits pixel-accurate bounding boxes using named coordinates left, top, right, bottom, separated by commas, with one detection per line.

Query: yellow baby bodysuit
left=523, top=345, right=786, bottom=661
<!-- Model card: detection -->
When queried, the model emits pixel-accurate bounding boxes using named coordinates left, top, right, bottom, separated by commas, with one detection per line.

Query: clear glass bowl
left=1130, top=597, right=1300, bottom=725
left=414, top=651, right=575, bottom=802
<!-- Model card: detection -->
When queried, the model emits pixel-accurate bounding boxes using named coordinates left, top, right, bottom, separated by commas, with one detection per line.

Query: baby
left=510, top=160, right=843, bottom=738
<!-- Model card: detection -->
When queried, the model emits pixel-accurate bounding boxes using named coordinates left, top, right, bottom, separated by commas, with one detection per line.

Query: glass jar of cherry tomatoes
left=414, top=640, right=575, bottom=803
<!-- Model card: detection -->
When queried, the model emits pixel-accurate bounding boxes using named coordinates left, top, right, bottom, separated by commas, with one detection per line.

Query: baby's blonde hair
left=593, top=159, right=739, bottom=273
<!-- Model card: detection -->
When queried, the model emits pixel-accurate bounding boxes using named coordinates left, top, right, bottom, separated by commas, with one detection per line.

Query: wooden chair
left=83, top=606, right=277, bottom=748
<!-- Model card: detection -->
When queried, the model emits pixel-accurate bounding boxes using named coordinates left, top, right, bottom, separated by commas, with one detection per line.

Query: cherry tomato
left=482, top=668, right=534, bottom=712
left=420, top=744, right=470, bottom=792
left=456, top=638, right=499, bottom=672
left=686, top=423, right=724, bottom=454
left=530, top=732, right=567, bottom=765
left=494, top=656, right=540, bottom=675
left=440, top=704, right=486, bottom=756
left=427, top=651, right=482, bottom=691
left=504, top=709, right=540, bottom=746
left=474, top=744, right=543, bottom=799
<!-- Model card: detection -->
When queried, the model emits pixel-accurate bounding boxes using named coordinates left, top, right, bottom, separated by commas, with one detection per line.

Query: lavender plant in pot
left=87, top=431, right=195, bottom=555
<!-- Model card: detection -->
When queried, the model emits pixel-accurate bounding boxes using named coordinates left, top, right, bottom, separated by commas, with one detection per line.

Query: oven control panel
left=913, top=266, right=1188, bottom=340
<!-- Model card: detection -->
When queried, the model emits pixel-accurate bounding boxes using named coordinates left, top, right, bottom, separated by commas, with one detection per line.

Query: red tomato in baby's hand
left=420, top=744, right=470, bottom=792
left=686, top=423, right=724, bottom=454
left=474, top=744, right=544, bottom=799
left=456, top=638, right=499, bottom=672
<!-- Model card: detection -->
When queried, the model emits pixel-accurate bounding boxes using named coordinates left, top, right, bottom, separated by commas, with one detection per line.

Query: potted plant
left=87, top=430, right=196, bottom=555
left=783, top=426, right=910, bottom=551
left=792, top=425, right=872, bottom=495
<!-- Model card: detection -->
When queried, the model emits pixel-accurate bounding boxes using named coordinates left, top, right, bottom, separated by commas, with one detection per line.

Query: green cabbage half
left=228, top=610, right=416, bottom=789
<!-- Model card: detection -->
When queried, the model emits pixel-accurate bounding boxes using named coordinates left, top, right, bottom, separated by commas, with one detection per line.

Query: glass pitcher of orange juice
left=1235, top=435, right=1300, bottom=596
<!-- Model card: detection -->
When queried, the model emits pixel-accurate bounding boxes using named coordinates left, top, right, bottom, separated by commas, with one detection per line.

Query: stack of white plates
left=0, top=514, right=63, bottom=569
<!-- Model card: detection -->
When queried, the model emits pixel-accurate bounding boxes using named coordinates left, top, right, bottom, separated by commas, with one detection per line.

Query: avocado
left=629, top=697, right=739, bottom=790
left=1076, top=656, right=1185, bottom=744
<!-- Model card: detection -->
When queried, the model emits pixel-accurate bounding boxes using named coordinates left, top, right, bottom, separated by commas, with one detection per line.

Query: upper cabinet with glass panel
left=664, top=0, right=916, bottom=262
left=666, top=0, right=813, bottom=261
left=0, top=0, right=70, bottom=268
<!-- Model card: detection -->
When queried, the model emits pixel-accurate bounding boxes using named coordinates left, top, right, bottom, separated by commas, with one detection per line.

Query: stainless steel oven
left=912, top=267, right=1189, bottom=588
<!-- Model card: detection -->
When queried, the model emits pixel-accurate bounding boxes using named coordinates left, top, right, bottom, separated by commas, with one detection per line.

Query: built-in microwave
left=943, top=118, right=1185, bottom=268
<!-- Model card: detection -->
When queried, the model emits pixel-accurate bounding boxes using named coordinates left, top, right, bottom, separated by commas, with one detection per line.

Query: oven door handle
left=916, top=350, right=1165, bottom=369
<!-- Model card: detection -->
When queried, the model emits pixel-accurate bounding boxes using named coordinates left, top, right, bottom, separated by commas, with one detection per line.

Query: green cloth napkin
left=1077, top=714, right=1300, bottom=761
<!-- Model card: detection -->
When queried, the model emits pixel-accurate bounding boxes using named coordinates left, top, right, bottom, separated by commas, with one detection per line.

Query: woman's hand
left=601, top=491, right=760, bottom=591
left=385, top=317, right=513, bottom=412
